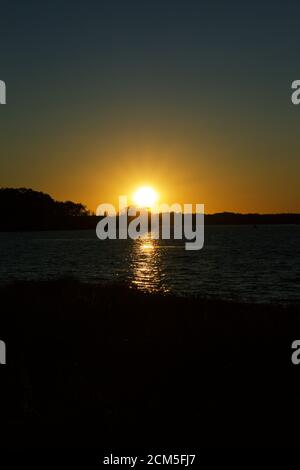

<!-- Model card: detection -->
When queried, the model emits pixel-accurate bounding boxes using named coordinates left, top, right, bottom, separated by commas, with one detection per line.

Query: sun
left=132, top=186, right=158, bottom=209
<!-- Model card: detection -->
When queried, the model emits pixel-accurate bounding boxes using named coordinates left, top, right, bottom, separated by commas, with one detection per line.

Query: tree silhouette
left=0, top=188, right=90, bottom=230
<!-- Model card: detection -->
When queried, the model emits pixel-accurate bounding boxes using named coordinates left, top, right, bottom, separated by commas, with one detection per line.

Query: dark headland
left=1, top=188, right=299, bottom=231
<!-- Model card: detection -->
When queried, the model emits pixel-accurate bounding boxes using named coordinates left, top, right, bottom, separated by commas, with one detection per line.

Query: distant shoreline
left=1, top=188, right=300, bottom=231
left=1, top=213, right=300, bottom=232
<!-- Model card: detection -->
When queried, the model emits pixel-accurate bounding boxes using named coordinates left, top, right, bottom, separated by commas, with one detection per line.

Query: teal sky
left=1, top=0, right=300, bottom=212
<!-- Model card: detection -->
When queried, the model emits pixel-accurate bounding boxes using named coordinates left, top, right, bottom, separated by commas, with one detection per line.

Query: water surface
left=1, top=225, right=299, bottom=303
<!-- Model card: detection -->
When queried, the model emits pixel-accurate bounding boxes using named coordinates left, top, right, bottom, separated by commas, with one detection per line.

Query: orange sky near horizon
left=2, top=119, right=300, bottom=214
left=5, top=133, right=298, bottom=214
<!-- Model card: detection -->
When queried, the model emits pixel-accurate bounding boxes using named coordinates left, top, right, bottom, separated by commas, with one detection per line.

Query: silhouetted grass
left=0, top=280, right=299, bottom=448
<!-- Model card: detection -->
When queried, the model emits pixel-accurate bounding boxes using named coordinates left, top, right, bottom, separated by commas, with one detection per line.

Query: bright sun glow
left=132, top=186, right=158, bottom=208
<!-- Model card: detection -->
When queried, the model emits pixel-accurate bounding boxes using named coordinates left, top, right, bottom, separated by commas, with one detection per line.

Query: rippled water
left=0, top=225, right=299, bottom=303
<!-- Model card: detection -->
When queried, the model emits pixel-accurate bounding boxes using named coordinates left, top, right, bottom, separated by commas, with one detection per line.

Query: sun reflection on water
left=129, top=235, right=168, bottom=293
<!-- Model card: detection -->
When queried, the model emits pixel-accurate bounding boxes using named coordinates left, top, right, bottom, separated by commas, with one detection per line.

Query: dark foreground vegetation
left=0, top=280, right=300, bottom=449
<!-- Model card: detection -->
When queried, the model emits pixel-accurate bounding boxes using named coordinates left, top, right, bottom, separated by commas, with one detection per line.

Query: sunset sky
left=1, top=0, right=300, bottom=213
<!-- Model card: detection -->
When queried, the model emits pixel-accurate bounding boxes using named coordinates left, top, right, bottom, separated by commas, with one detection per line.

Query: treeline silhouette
left=0, top=187, right=299, bottom=231
left=0, top=188, right=96, bottom=231
left=205, top=212, right=300, bottom=224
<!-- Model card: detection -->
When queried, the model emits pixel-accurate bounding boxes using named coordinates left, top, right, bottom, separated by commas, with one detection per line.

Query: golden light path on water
left=129, top=234, right=169, bottom=293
